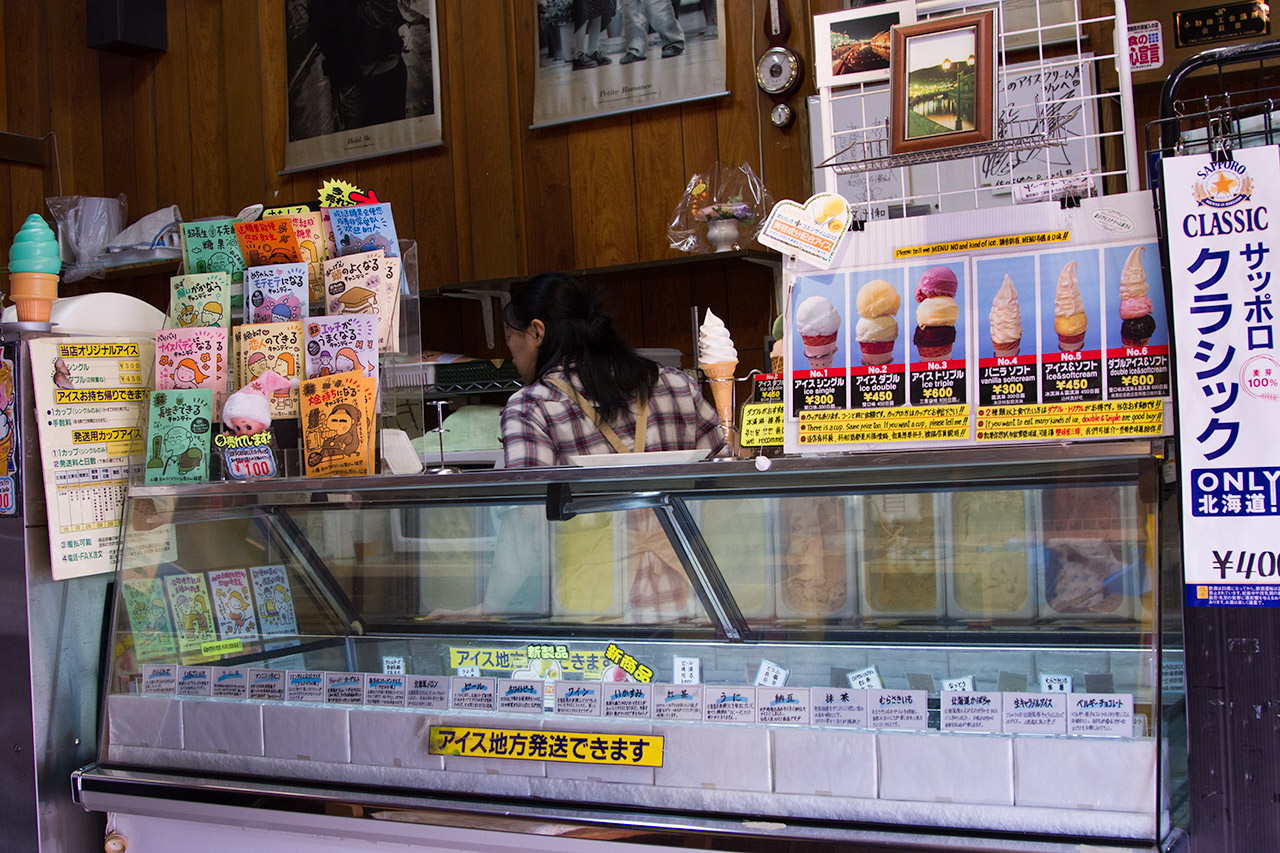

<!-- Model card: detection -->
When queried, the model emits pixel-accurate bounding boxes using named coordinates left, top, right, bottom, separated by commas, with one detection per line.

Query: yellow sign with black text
left=429, top=725, right=664, bottom=766
left=894, top=231, right=1070, bottom=259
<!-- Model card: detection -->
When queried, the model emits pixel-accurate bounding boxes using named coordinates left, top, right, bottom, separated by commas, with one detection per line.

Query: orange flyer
left=300, top=370, right=377, bottom=477
left=233, top=219, right=303, bottom=267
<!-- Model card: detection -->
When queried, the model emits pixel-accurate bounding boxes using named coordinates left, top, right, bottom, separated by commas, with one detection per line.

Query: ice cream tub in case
left=774, top=495, right=858, bottom=621
left=1036, top=483, right=1141, bottom=622
left=857, top=493, right=945, bottom=620
left=944, top=488, right=1040, bottom=622
left=552, top=511, right=624, bottom=620
left=690, top=497, right=777, bottom=621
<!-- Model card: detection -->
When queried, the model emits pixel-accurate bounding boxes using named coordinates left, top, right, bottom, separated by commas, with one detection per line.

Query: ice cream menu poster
left=29, top=337, right=174, bottom=580
left=786, top=240, right=1169, bottom=450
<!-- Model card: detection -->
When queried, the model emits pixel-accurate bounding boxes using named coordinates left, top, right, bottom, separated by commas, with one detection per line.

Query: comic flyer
left=327, top=202, right=400, bottom=257
left=303, top=315, right=379, bottom=382
left=168, top=272, right=231, bottom=328
left=300, top=370, right=377, bottom=477
left=322, top=251, right=401, bottom=352
left=181, top=220, right=247, bottom=282
left=163, top=572, right=218, bottom=655
left=233, top=322, right=303, bottom=418
left=153, top=328, right=229, bottom=418
left=143, top=389, right=212, bottom=485
left=249, top=564, right=299, bottom=636
left=265, top=211, right=327, bottom=302
left=121, top=577, right=178, bottom=662
left=208, top=567, right=261, bottom=641
left=244, top=262, right=309, bottom=324
left=232, top=218, right=303, bottom=267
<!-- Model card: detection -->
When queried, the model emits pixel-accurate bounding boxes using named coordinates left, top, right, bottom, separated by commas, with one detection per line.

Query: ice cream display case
left=76, top=441, right=1185, bottom=850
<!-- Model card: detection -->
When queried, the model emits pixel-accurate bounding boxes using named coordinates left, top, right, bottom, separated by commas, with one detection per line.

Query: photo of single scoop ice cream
left=1118, top=246, right=1156, bottom=347
left=1053, top=261, right=1088, bottom=352
left=7, top=214, right=61, bottom=323
left=911, top=266, right=959, bottom=360
left=698, top=308, right=738, bottom=433
left=854, top=280, right=899, bottom=366
left=796, top=295, right=842, bottom=369
left=989, top=274, right=1022, bottom=358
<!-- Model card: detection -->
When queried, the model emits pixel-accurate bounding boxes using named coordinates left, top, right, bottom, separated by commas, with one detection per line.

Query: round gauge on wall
left=756, top=45, right=802, bottom=97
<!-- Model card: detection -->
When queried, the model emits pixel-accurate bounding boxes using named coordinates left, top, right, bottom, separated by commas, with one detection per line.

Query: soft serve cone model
left=698, top=308, right=738, bottom=437
left=989, top=274, right=1022, bottom=357
left=7, top=214, right=61, bottom=322
left=1119, top=246, right=1156, bottom=347
left=1053, top=261, right=1087, bottom=352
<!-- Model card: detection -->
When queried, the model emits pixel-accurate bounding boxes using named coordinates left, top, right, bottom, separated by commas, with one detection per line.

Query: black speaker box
left=86, top=0, right=167, bottom=56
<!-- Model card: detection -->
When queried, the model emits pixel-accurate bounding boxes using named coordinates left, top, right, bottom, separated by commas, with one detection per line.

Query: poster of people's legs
left=533, top=0, right=726, bottom=128
left=285, top=0, right=442, bottom=172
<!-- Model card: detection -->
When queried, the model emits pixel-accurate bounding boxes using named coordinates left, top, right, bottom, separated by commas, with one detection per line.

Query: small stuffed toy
left=222, top=369, right=292, bottom=435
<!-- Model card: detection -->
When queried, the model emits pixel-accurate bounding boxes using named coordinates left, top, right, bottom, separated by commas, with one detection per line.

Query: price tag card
left=868, top=689, right=929, bottom=730
left=211, top=666, right=248, bottom=699
left=450, top=676, right=497, bottom=712
left=141, top=664, right=177, bottom=694
left=219, top=438, right=278, bottom=481
left=754, top=659, right=790, bottom=688
left=176, top=666, right=212, bottom=697
left=739, top=402, right=784, bottom=447
left=653, top=683, right=702, bottom=720
left=703, top=687, right=757, bottom=723
left=812, top=688, right=869, bottom=727
left=1067, top=693, right=1134, bottom=737
left=285, top=670, right=325, bottom=703
left=942, top=675, right=975, bottom=692
left=365, top=673, right=407, bottom=707
left=940, top=690, right=1003, bottom=732
left=554, top=681, right=602, bottom=716
left=406, top=676, right=448, bottom=710
left=382, top=656, right=406, bottom=675
left=757, top=687, right=811, bottom=725
left=1040, top=674, right=1073, bottom=693
left=793, top=367, right=850, bottom=413
left=497, top=678, right=545, bottom=714
left=1002, top=691, right=1067, bottom=734
left=456, top=665, right=482, bottom=677
left=847, top=665, right=883, bottom=690
left=604, top=682, right=654, bottom=718
left=324, top=671, right=365, bottom=705
left=673, top=656, right=701, bottom=685
left=248, top=669, right=285, bottom=701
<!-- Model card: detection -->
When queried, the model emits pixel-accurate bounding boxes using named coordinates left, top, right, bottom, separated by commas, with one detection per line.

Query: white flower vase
left=706, top=219, right=740, bottom=253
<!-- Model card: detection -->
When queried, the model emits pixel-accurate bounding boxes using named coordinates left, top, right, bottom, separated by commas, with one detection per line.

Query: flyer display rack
left=79, top=441, right=1185, bottom=850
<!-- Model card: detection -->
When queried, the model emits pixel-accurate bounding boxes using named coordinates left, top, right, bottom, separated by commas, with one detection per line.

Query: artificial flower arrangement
left=669, top=162, right=772, bottom=254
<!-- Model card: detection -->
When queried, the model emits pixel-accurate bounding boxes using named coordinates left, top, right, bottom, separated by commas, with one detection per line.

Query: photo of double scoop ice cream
left=911, top=266, right=959, bottom=360
left=854, top=280, right=899, bottom=365
left=1118, top=246, right=1156, bottom=347
left=796, top=295, right=842, bottom=369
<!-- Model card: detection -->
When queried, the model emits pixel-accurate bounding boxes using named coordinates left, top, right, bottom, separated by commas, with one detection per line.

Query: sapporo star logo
left=1211, top=170, right=1237, bottom=196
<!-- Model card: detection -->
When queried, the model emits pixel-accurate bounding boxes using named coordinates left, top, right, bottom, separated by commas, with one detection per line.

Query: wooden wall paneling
left=221, top=0, right=266, bottom=216
left=677, top=100, right=720, bottom=185
left=256, top=0, right=293, bottom=208
left=638, top=267, right=699, bottom=358
left=5, top=0, right=50, bottom=232
left=48, top=0, right=105, bottom=200
left=356, top=153, right=414, bottom=232
left=442, top=0, right=475, bottom=282
left=153, top=0, right=196, bottom=220
left=184, top=0, right=231, bottom=218
left=452, top=1, right=521, bottom=280
left=631, top=109, right=689, bottom=262
left=593, top=269, right=649, bottom=354
left=713, top=1, right=763, bottom=178
left=567, top=114, right=639, bottom=268
left=100, top=54, right=140, bottom=210
left=129, top=57, right=160, bottom=216
left=716, top=261, right=775, bottom=371
left=0, top=1, right=13, bottom=250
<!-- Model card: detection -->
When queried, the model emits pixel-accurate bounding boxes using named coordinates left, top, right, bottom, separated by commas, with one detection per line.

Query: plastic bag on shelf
left=45, top=194, right=127, bottom=282
left=667, top=162, right=772, bottom=254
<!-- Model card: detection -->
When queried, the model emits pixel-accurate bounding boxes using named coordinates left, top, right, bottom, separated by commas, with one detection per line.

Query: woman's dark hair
left=504, top=272, right=659, bottom=423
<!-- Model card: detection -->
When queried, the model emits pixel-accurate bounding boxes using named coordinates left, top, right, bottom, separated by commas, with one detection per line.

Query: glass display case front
left=85, top=441, right=1185, bottom=847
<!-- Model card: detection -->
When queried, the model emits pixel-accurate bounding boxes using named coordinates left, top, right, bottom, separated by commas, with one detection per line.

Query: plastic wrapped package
left=668, top=162, right=772, bottom=254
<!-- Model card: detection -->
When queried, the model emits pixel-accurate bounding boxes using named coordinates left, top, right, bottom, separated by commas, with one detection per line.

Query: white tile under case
left=772, top=727, right=876, bottom=798
left=1014, top=737, right=1156, bottom=813
left=349, top=707, right=443, bottom=770
left=652, top=723, right=771, bottom=793
left=542, top=719, right=655, bottom=784
left=438, top=715, right=545, bottom=777
left=878, top=732, right=1014, bottom=806
left=181, top=698, right=263, bottom=756
left=262, top=703, right=351, bottom=763
left=108, top=694, right=183, bottom=750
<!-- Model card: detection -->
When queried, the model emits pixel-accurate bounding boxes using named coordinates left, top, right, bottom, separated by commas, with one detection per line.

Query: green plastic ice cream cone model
left=8, top=214, right=60, bottom=322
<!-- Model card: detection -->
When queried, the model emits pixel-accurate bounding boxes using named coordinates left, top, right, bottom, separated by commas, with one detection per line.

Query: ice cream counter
left=75, top=441, right=1186, bottom=851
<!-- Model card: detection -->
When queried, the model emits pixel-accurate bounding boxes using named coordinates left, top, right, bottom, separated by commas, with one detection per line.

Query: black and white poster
left=285, top=0, right=443, bottom=173
left=532, top=0, right=727, bottom=129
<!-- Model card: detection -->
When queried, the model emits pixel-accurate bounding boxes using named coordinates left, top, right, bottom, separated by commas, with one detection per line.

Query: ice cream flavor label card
left=1039, top=250, right=1105, bottom=403
left=1102, top=243, right=1171, bottom=400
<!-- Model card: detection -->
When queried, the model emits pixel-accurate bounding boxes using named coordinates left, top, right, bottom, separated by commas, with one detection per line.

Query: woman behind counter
left=500, top=272, right=726, bottom=467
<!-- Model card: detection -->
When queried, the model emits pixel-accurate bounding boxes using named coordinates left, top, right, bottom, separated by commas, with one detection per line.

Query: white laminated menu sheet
left=29, top=337, right=176, bottom=580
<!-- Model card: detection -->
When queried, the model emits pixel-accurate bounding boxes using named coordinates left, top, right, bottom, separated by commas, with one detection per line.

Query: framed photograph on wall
left=889, top=11, right=995, bottom=155
left=815, top=2, right=917, bottom=89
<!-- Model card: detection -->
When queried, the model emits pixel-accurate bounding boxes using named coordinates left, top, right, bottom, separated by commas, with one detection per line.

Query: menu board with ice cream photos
left=1102, top=242, right=1169, bottom=400
left=976, top=254, right=1039, bottom=408
left=790, top=274, right=849, bottom=414
left=907, top=261, right=967, bottom=407
left=1039, top=249, right=1104, bottom=404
